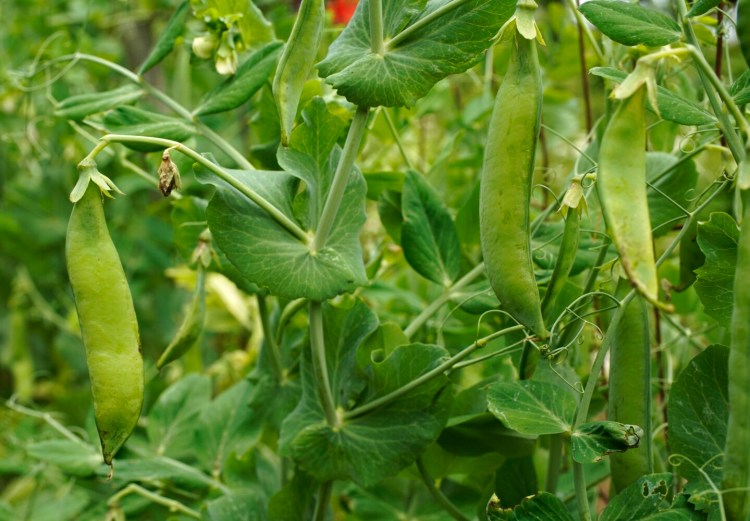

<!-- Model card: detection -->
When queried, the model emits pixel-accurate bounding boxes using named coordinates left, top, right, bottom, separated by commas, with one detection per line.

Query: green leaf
left=571, top=421, right=644, bottom=463
left=493, top=456, right=538, bottom=508
left=104, top=457, right=218, bottom=489
left=25, top=489, right=90, bottom=521
left=205, top=489, right=265, bottom=521
left=146, top=373, right=211, bottom=460
left=486, top=380, right=577, bottom=435
left=488, top=492, right=577, bottom=521
left=438, top=413, right=536, bottom=457
left=25, top=439, right=103, bottom=476
left=687, top=0, right=721, bottom=17
left=194, top=379, right=266, bottom=474
left=267, top=469, right=318, bottom=521
left=401, top=171, right=461, bottom=286
left=198, top=99, right=367, bottom=300
left=590, top=67, right=714, bottom=126
left=318, top=0, right=516, bottom=107
left=646, top=152, right=698, bottom=237
left=280, top=300, right=453, bottom=486
left=669, top=345, right=728, bottom=507
left=599, top=473, right=673, bottom=521
left=138, top=1, right=190, bottom=74
left=193, top=41, right=282, bottom=115
left=363, top=171, right=406, bottom=200
left=54, top=85, right=145, bottom=120
left=695, top=213, right=739, bottom=326
left=579, top=1, right=681, bottom=47
left=730, top=70, right=750, bottom=106
left=101, top=106, right=195, bottom=152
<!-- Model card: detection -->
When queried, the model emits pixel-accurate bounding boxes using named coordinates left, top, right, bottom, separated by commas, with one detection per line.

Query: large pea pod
left=66, top=183, right=144, bottom=465
left=722, top=189, right=750, bottom=520
left=597, top=86, right=659, bottom=305
left=480, top=32, right=546, bottom=339
left=608, top=290, right=652, bottom=494
left=273, top=0, right=325, bottom=147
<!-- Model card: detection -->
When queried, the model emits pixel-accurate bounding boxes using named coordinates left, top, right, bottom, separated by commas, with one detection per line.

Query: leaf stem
left=417, top=457, right=470, bottom=521
left=345, top=324, right=525, bottom=420
left=257, top=294, right=283, bottom=381
left=404, top=263, right=487, bottom=339
left=369, top=0, right=385, bottom=54
left=387, top=0, right=473, bottom=50
left=382, top=108, right=415, bottom=170
left=107, top=484, right=201, bottom=519
left=275, top=298, right=308, bottom=348
left=309, top=302, right=338, bottom=427
left=313, top=481, right=333, bottom=521
left=90, top=134, right=309, bottom=243
left=573, top=462, right=593, bottom=521
left=312, top=107, right=369, bottom=252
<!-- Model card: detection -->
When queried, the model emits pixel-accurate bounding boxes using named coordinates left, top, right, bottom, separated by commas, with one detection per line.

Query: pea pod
left=273, top=0, right=325, bottom=146
left=480, top=31, right=546, bottom=339
left=156, top=264, right=206, bottom=369
left=66, top=183, right=144, bottom=465
left=541, top=207, right=581, bottom=322
left=722, top=190, right=750, bottom=520
left=597, top=86, right=660, bottom=306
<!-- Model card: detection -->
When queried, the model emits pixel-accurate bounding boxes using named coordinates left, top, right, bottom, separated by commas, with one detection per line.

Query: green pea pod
left=541, top=208, right=581, bottom=322
left=66, top=183, right=144, bottom=466
left=480, top=32, right=546, bottom=339
left=273, top=0, right=325, bottom=147
left=723, top=189, right=750, bottom=520
left=156, top=264, right=207, bottom=369
left=739, top=0, right=750, bottom=68
left=597, top=86, right=661, bottom=307
left=608, top=291, right=652, bottom=494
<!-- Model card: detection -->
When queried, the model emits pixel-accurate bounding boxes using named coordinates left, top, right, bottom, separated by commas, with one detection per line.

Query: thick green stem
left=108, top=484, right=201, bottom=519
left=345, top=325, right=525, bottom=420
left=387, top=0, right=473, bottom=50
left=312, top=108, right=369, bottom=251
left=313, top=481, right=333, bottom=521
left=417, top=457, right=469, bottom=521
left=404, top=263, right=486, bottom=339
left=309, top=302, right=338, bottom=427
left=546, top=434, right=563, bottom=494
left=573, top=462, right=593, bottom=521
left=369, top=0, right=385, bottom=54
left=91, top=135, right=308, bottom=243
left=257, top=294, right=283, bottom=381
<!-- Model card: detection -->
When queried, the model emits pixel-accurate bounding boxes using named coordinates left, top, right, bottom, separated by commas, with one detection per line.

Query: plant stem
left=573, top=462, right=593, bottom=521
left=345, top=325, right=525, bottom=420
left=312, top=107, right=369, bottom=251
left=563, top=0, right=604, bottom=63
left=257, top=294, right=283, bottom=381
left=404, top=263, right=487, bottom=339
left=417, top=457, right=470, bottom=521
left=275, top=298, right=308, bottom=347
left=382, top=108, right=415, bottom=170
left=369, top=0, right=385, bottom=54
left=546, top=434, right=563, bottom=494
left=313, top=481, right=333, bottom=521
left=92, top=134, right=309, bottom=243
left=309, top=302, right=338, bottom=427
left=574, top=0, right=593, bottom=133
left=387, top=0, right=473, bottom=50
left=107, top=484, right=201, bottom=519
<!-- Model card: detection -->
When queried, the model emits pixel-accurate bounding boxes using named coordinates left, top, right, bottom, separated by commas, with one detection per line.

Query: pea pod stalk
left=66, top=182, right=144, bottom=466
left=480, top=28, right=547, bottom=339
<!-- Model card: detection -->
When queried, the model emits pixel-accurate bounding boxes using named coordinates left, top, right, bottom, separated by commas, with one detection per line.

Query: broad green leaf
left=139, top=1, right=190, bottom=74
left=687, top=0, right=721, bottom=17
left=25, top=489, right=90, bottom=521
left=54, top=85, right=145, bottom=120
left=493, top=456, right=538, bottom=508
left=486, top=380, right=577, bottom=435
left=695, top=213, right=739, bottom=326
left=571, top=421, right=644, bottom=463
left=401, top=170, right=461, bottom=286
left=191, top=0, right=275, bottom=49
left=730, top=70, right=750, bottom=106
left=194, top=379, right=266, bottom=475
left=103, top=456, right=218, bottom=489
left=146, top=373, right=211, bottom=460
left=579, top=1, right=681, bottom=47
left=487, top=492, right=576, bottom=521
left=646, top=152, right=698, bottom=237
left=25, top=439, right=102, bottom=476
left=193, top=41, right=282, bottom=115
left=599, top=473, right=672, bottom=521
left=280, top=300, right=453, bottom=486
left=378, top=190, right=404, bottom=243
left=267, top=469, right=318, bottom=521
left=363, top=171, right=406, bottom=200
left=102, top=106, right=195, bottom=152
left=205, top=489, right=265, bottom=521
left=669, top=345, right=728, bottom=507
left=318, top=0, right=516, bottom=107
left=590, top=67, right=714, bottom=126
left=438, top=413, right=536, bottom=457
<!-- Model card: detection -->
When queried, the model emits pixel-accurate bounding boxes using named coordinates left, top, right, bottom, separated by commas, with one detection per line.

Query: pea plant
left=3, top=0, right=750, bottom=519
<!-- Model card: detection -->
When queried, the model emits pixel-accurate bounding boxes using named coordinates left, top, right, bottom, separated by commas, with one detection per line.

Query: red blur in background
left=329, top=0, right=358, bottom=24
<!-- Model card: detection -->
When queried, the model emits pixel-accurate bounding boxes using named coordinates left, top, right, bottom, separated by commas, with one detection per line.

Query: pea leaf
left=571, top=421, right=644, bottom=463
left=486, top=380, right=577, bottom=435
left=599, top=473, right=673, bottom=520
left=25, top=440, right=103, bottom=477
left=669, top=345, right=728, bottom=509
left=487, top=492, right=576, bottom=521
left=205, top=489, right=266, bottom=521
left=590, top=67, right=714, bottom=126
left=197, top=101, right=368, bottom=301
left=102, top=457, right=218, bottom=489
left=193, top=41, right=282, bottom=116
left=102, top=106, right=195, bottom=152
left=730, top=70, right=750, bottom=106
left=280, top=300, right=453, bottom=487
left=687, top=0, right=722, bottom=17
left=401, top=170, right=461, bottom=286
left=54, top=85, right=145, bottom=120
left=267, top=469, right=318, bottom=521
left=579, top=1, right=681, bottom=47
left=493, top=456, right=538, bottom=508
left=318, top=0, right=516, bottom=107
left=138, top=0, right=190, bottom=75
left=695, top=212, right=739, bottom=326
